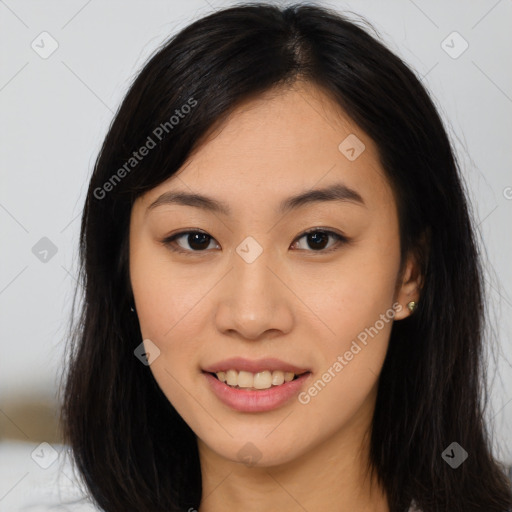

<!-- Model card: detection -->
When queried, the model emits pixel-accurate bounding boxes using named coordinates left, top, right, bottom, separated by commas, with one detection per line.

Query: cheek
left=130, top=244, right=209, bottom=422
left=131, top=237, right=205, bottom=338
left=296, top=283, right=395, bottom=437
left=294, top=233, right=399, bottom=402
left=294, top=237, right=400, bottom=346
left=129, top=242, right=208, bottom=395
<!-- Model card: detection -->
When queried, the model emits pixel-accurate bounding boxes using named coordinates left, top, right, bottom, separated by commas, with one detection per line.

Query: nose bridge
left=232, top=234, right=277, bottom=308
left=214, top=234, right=293, bottom=339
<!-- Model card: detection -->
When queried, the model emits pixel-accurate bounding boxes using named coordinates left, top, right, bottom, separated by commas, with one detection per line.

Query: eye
left=161, top=228, right=348, bottom=255
left=162, top=230, right=219, bottom=254
left=290, top=228, right=347, bottom=253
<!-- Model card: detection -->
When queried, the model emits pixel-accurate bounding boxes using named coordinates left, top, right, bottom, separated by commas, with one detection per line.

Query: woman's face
left=129, top=82, right=417, bottom=468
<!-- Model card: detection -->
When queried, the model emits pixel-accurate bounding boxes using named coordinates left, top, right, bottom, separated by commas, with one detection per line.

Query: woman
left=60, top=3, right=512, bottom=511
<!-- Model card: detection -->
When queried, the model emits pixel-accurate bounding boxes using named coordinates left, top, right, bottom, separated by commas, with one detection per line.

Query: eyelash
left=160, top=228, right=348, bottom=255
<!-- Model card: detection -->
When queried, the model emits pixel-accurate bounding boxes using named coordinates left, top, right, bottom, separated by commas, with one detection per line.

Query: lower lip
left=203, top=371, right=312, bottom=412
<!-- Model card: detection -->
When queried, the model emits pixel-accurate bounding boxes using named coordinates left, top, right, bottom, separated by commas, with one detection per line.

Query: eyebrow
left=146, top=182, right=365, bottom=216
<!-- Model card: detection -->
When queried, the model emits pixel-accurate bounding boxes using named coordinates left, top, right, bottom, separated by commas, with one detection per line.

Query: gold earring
left=407, top=301, right=417, bottom=313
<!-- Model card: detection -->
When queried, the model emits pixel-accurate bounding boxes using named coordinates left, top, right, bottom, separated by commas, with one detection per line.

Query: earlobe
left=394, top=295, right=420, bottom=321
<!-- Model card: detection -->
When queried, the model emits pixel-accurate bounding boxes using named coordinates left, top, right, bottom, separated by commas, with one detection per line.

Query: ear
left=393, top=233, right=428, bottom=320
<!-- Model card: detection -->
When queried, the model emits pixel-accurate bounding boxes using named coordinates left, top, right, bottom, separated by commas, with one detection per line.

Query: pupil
left=308, top=232, right=328, bottom=250
left=189, top=233, right=210, bottom=250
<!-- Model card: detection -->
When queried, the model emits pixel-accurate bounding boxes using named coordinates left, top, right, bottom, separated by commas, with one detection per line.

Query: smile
left=211, top=369, right=307, bottom=390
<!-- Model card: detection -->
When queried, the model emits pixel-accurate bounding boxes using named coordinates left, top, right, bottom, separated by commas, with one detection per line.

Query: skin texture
left=129, top=82, right=422, bottom=512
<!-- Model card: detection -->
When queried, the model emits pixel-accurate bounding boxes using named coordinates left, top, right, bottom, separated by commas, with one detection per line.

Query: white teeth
left=226, top=369, right=237, bottom=386
left=271, top=371, right=284, bottom=386
left=284, top=372, right=295, bottom=382
left=238, top=370, right=254, bottom=388
left=253, top=371, right=272, bottom=389
left=214, top=369, right=304, bottom=390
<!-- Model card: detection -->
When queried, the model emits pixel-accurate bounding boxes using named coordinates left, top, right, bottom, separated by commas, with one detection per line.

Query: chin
left=198, top=429, right=312, bottom=469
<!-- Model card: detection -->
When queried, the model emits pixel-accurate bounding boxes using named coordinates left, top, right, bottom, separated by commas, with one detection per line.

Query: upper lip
left=202, top=357, right=310, bottom=375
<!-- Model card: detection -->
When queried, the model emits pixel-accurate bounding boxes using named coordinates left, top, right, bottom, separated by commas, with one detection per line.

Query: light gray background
left=1, top=0, right=511, bottom=506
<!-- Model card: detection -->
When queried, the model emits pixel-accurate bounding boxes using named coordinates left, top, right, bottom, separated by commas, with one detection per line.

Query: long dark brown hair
left=60, top=3, right=512, bottom=511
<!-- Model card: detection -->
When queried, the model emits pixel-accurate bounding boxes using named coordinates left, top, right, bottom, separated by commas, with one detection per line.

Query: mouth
left=205, top=369, right=311, bottom=391
left=201, top=357, right=312, bottom=411
left=202, top=368, right=312, bottom=412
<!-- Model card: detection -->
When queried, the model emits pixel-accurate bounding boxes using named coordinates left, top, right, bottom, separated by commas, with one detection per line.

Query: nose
left=214, top=242, right=294, bottom=341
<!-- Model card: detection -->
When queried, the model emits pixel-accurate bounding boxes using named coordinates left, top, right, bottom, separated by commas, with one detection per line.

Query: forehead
left=139, top=82, right=393, bottom=214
